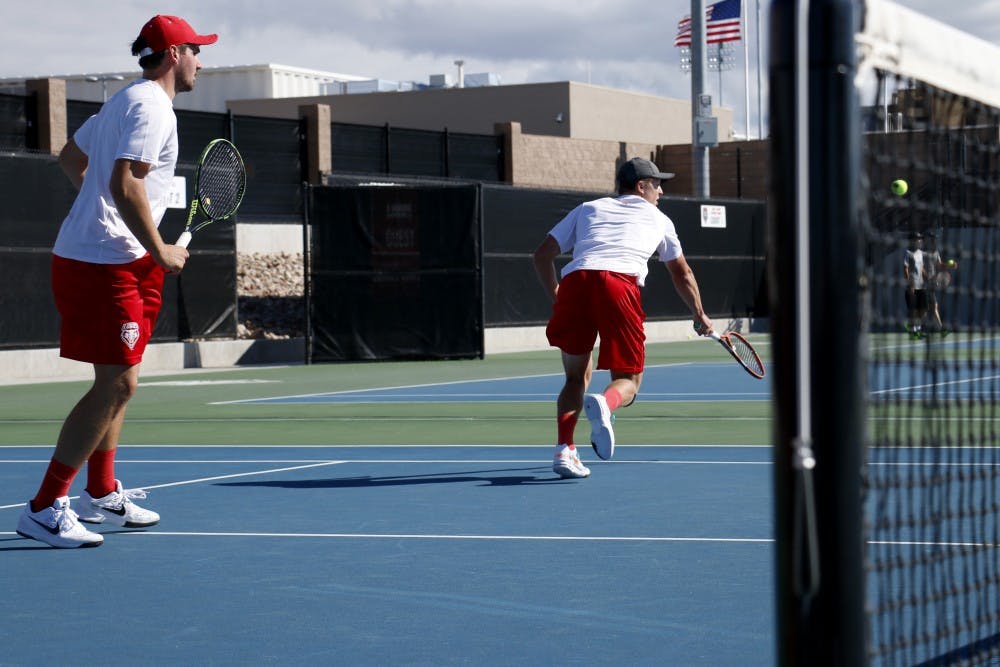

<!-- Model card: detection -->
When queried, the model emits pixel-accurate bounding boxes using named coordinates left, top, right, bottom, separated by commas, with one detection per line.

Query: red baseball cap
left=138, top=15, right=218, bottom=55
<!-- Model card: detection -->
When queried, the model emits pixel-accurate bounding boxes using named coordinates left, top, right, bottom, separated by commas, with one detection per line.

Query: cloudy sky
left=3, top=1, right=997, bottom=137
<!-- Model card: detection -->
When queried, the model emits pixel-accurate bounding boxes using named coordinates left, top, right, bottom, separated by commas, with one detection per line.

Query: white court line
left=0, top=530, right=773, bottom=544
left=0, top=457, right=772, bottom=510
left=872, top=374, right=1000, bottom=396
left=0, top=443, right=772, bottom=448
left=0, top=459, right=771, bottom=465
left=2, top=532, right=990, bottom=548
left=0, top=460, right=345, bottom=464
left=870, top=540, right=1000, bottom=548
left=208, top=362, right=700, bottom=405
left=0, top=460, right=345, bottom=511
left=0, top=415, right=772, bottom=424
left=139, top=379, right=281, bottom=387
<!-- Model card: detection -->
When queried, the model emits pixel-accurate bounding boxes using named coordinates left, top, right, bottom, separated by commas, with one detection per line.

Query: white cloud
left=1, top=0, right=997, bottom=138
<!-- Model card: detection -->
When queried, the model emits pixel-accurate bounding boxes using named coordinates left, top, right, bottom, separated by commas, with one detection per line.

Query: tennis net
left=770, top=0, right=1000, bottom=664
left=859, top=2, right=1000, bottom=664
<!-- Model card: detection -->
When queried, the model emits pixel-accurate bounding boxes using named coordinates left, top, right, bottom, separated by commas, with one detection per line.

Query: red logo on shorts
left=120, top=322, right=140, bottom=350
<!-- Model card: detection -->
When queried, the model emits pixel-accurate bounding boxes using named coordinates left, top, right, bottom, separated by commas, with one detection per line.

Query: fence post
left=493, top=121, right=519, bottom=185
left=25, top=78, right=66, bottom=155
left=298, top=104, right=331, bottom=185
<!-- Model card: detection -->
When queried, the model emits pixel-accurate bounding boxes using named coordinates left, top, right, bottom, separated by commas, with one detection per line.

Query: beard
left=174, top=69, right=196, bottom=94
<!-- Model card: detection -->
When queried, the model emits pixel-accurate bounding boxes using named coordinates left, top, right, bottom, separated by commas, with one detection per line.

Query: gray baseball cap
left=616, top=157, right=675, bottom=187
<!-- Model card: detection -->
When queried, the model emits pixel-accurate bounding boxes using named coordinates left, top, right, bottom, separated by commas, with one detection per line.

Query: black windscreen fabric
left=174, top=109, right=231, bottom=167
left=66, top=100, right=101, bottom=137
left=331, top=123, right=387, bottom=174
left=388, top=128, right=444, bottom=177
left=0, top=93, right=29, bottom=151
left=661, top=198, right=768, bottom=319
left=481, top=185, right=604, bottom=326
left=307, top=184, right=483, bottom=361
left=447, top=133, right=502, bottom=182
left=233, top=115, right=302, bottom=221
left=0, top=152, right=236, bottom=348
left=0, top=251, right=61, bottom=348
left=158, top=198, right=237, bottom=340
left=480, top=186, right=768, bottom=326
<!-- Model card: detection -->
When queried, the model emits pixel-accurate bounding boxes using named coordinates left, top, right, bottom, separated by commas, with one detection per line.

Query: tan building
left=232, top=79, right=736, bottom=193
left=10, top=63, right=740, bottom=194
left=229, top=80, right=734, bottom=147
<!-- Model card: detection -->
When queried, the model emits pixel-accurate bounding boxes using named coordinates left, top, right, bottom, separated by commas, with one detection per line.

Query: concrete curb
left=0, top=338, right=305, bottom=385
left=0, top=319, right=758, bottom=385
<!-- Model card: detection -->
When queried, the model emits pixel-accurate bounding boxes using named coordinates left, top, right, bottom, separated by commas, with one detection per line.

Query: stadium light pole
left=85, top=74, right=124, bottom=103
left=690, top=0, right=715, bottom=198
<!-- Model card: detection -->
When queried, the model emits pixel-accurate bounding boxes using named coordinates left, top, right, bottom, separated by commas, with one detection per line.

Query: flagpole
left=756, top=0, right=764, bottom=138
left=691, top=0, right=710, bottom=197
left=742, top=0, right=751, bottom=139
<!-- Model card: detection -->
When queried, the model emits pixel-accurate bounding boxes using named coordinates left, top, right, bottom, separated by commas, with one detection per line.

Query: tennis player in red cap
left=16, top=16, right=217, bottom=548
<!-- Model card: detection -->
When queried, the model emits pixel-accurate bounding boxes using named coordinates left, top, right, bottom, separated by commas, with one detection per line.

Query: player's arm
left=532, top=234, right=561, bottom=303
left=58, top=139, right=88, bottom=191
left=665, top=254, right=713, bottom=334
left=109, top=158, right=188, bottom=272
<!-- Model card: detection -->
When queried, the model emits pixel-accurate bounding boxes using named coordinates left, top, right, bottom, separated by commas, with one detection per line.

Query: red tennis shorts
left=546, top=269, right=646, bottom=373
left=51, top=254, right=165, bottom=366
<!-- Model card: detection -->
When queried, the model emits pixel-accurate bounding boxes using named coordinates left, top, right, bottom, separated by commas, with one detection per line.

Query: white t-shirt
left=53, top=78, right=178, bottom=264
left=546, top=195, right=683, bottom=286
left=904, top=249, right=926, bottom=289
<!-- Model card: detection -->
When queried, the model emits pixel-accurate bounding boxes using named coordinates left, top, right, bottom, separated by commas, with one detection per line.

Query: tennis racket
left=696, top=325, right=766, bottom=379
left=175, top=138, right=246, bottom=248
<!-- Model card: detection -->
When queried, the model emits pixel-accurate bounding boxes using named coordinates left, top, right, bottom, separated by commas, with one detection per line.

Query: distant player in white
left=903, top=232, right=928, bottom=338
left=16, top=15, right=217, bottom=548
left=533, top=157, right=714, bottom=479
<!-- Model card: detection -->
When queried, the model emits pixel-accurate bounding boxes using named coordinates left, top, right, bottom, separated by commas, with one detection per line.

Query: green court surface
left=0, top=339, right=773, bottom=448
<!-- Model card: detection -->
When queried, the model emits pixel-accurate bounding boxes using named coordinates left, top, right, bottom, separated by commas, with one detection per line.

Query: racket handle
left=693, top=321, right=717, bottom=339
left=176, top=231, right=192, bottom=248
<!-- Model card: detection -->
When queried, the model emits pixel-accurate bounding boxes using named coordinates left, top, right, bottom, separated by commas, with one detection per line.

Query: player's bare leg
left=53, top=364, right=138, bottom=469
left=552, top=352, right=593, bottom=478
left=606, top=371, right=643, bottom=408
left=557, top=352, right=592, bottom=417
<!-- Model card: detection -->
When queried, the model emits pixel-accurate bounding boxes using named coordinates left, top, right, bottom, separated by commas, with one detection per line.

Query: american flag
left=674, top=0, right=743, bottom=48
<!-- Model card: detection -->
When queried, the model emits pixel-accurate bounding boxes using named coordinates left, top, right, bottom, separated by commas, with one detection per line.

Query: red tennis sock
left=557, top=412, right=578, bottom=447
left=32, top=458, right=79, bottom=512
left=86, top=448, right=117, bottom=499
left=604, top=387, right=624, bottom=412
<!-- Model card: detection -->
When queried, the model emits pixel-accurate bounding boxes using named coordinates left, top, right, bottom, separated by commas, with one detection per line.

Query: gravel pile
left=237, top=252, right=304, bottom=339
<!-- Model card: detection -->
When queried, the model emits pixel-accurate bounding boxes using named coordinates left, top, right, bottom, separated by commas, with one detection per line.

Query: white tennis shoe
left=552, top=444, right=591, bottom=479
left=584, top=393, right=616, bottom=460
left=74, top=480, right=160, bottom=528
left=16, top=496, right=104, bottom=548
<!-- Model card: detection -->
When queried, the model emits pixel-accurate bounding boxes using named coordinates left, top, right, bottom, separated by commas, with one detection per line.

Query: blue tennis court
left=0, top=347, right=777, bottom=665
left=220, top=363, right=772, bottom=405
left=0, top=443, right=774, bottom=665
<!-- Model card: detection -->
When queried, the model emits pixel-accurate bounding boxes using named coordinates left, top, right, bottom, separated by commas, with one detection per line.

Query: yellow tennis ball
left=946, top=258, right=957, bottom=268
left=891, top=179, right=908, bottom=196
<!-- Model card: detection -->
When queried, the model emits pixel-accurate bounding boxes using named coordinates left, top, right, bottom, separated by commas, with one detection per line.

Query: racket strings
left=198, top=144, right=245, bottom=217
left=729, top=336, right=765, bottom=376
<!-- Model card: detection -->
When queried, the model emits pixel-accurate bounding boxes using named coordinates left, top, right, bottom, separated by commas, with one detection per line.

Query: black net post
left=770, top=0, right=867, bottom=664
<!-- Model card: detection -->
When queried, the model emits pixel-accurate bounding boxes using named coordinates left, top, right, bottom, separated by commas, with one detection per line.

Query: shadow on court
left=216, top=465, right=570, bottom=488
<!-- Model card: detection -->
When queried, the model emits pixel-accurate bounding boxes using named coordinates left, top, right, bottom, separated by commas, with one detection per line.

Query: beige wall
left=227, top=81, right=734, bottom=147
left=498, top=121, right=661, bottom=193
left=568, top=85, right=694, bottom=145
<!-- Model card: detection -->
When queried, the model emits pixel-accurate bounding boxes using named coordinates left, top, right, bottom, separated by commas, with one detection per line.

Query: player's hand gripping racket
left=176, top=139, right=246, bottom=248
left=695, top=323, right=766, bottom=379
